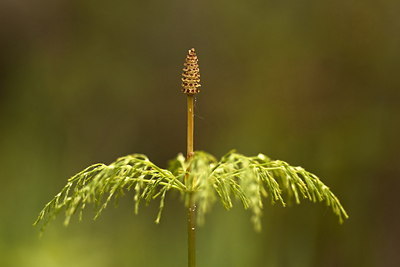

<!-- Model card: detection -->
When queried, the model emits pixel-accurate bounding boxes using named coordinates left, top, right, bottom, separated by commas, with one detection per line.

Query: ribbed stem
left=186, top=95, right=196, bottom=267
left=187, top=96, right=194, bottom=158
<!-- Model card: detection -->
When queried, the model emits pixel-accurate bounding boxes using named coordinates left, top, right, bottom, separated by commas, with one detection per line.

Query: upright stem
left=186, top=95, right=196, bottom=267
left=182, top=47, right=200, bottom=267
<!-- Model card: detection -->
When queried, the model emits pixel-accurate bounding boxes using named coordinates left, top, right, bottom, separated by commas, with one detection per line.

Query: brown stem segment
left=186, top=95, right=196, bottom=267
left=187, top=95, right=194, bottom=158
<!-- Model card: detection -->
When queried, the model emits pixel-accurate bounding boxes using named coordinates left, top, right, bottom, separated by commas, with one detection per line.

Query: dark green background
left=1, top=0, right=399, bottom=266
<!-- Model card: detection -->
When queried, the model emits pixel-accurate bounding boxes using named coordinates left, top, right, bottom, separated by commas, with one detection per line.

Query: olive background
left=0, top=1, right=399, bottom=266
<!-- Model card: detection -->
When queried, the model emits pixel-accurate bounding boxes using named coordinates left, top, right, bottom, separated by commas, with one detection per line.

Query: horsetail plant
left=34, top=48, right=348, bottom=267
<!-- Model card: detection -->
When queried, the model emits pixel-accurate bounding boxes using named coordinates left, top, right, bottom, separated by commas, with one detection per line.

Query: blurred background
left=0, top=0, right=399, bottom=266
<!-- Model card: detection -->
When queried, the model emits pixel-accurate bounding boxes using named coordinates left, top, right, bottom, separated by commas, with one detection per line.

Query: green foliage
left=34, top=154, right=185, bottom=232
left=180, top=151, right=348, bottom=231
left=34, top=151, right=348, bottom=232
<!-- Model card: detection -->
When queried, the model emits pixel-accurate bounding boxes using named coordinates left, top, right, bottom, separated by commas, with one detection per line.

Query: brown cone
left=181, top=48, right=201, bottom=95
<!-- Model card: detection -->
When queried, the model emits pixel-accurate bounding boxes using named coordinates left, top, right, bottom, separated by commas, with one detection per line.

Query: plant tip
left=182, top=48, right=201, bottom=95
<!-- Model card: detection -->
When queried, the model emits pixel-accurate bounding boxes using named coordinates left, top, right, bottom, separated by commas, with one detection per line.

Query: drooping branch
left=34, top=154, right=185, bottom=232
left=171, top=151, right=349, bottom=231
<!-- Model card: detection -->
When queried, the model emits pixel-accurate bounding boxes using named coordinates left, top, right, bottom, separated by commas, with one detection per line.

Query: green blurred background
left=1, top=0, right=399, bottom=266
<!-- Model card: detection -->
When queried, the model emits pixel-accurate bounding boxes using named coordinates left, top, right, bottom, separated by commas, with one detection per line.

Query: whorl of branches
left=34, top=151, right=348, bottom=232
